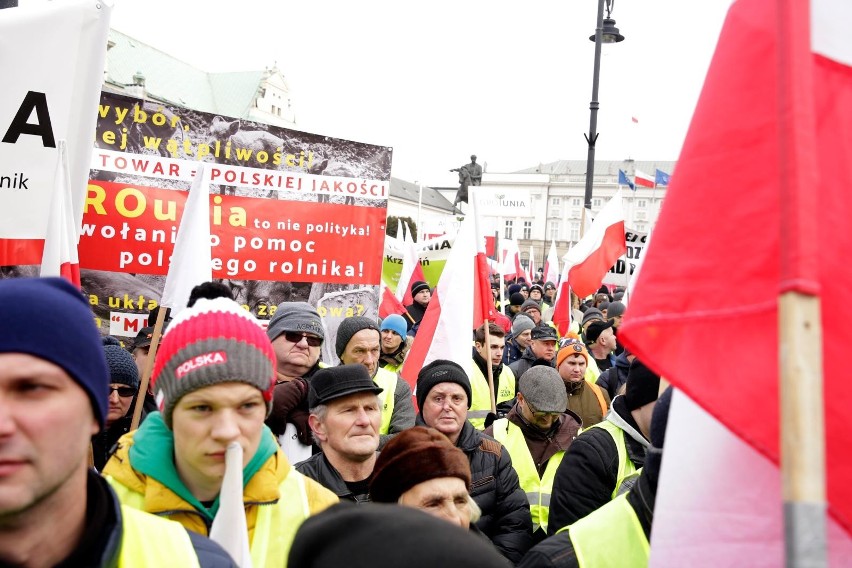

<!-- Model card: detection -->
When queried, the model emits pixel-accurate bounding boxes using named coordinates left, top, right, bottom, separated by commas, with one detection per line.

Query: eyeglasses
left=109, top=386, right=137, bottom=398
left=284, top=331, right=323, bottom=347
left=524, top=398, right=562, bottom=419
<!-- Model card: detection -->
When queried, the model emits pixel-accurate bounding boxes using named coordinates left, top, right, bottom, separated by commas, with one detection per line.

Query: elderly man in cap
left=585, top=319, right=617, bottom=374
left=547, top=359, right=660, bottom=534
left=0, top=278, right=236, bottom=567
left=509, top=325, right=559, bottom=379
left=264, top=301, right=327, bottom=462
left=556, top=338, right=610, bottom=428
left=415, top=359, right=532, bottom=564
left=504, top=313, right=535, bottom=366
left=485, top=367, right=581, bottom=543
left=335, top=317, right=415, bottom=448
left=370, top=426, right=479, bottom=530
left=296, top=365, right=384, bottom=503
left=378, top=314, right=411, bottom=373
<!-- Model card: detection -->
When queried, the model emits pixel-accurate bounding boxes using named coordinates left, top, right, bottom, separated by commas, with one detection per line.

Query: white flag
left=209, top=442, right=253, bottom=567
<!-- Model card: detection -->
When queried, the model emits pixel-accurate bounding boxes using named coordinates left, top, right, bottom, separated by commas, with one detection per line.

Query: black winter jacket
left=508, top=347, right=555, bottom=382
left=416, top=416, right=533, bottom=564
left=295, top=452, right=372, bottom=503
left=547, top=396, right=649, bottom=535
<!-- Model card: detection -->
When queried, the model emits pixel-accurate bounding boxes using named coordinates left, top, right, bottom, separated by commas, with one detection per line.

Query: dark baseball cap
left=585, top=320, right=615, bottom=343
left=133, top=326, right=155, bottom=349
left=531, top=325, right=558, bottom=341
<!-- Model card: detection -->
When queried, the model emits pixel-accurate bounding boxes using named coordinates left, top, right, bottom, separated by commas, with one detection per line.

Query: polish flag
left=398, top=222, right=426, bottom=306
left=634, top=169, right=655, bottom=188
left=620, top=0, right=852, bottom=559
left=209, top=442, right=253, bottom=567
left=401, top=212, right=476, bottom=406
left=551, top=267, right=572, bottom=338
left=40, top=141, right=80, bottom=288
left=563, top=190, right=627, bottom=298
left=472, top=189, right=497, bottom=328
left=501, top=239, right=524, bottom=282
left=160, top=164, right=213, bottom=317
left=379, top=284, right=407, bottom=319
left=527, top=245, right=536, bottom=283
left=543, top=240, right=559, bottom=285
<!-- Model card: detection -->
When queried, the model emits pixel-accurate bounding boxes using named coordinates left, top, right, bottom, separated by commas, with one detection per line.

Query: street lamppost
left=583, top=0, right=624, bottom=231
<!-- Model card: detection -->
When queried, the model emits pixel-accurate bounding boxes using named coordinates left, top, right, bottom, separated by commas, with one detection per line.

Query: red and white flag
left=399, top=222, right=426, bottom=306
left=634, top=169, right=655, bottom=188
left=471, top=188, right=496, bottom=328
left=401, top=212, right=477, bottom=405
left=543, top=240, right=559, bottom=285
left=527, top=245, right=536, bottom=283
left=501, top=239, right=524, bottom=282
left=40, top=141, right=80, bottom=287
left=551, top=269, right=572, bottom=338
left=160, top=164, right=213, bottom=317
left=378, top=284, right=407, bottom=319
left=620, top=0, right=852, bottom=559
left=562, top=190, right=627, bottom=299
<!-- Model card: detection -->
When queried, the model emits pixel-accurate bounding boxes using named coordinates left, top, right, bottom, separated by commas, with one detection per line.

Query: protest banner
left=602, top=229, right=648, bottom=287
left=381, top=232, right=456, bottom=292
left=2, top=90, right=392, bottom=337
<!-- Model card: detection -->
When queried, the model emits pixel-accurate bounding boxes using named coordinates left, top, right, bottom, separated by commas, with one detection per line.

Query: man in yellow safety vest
left=0, top=278, right=236, bottom=567
left=485, top=366, right=581, bottom=543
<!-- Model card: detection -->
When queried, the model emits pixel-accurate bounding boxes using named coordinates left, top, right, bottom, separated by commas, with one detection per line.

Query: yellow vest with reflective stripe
left=469, top=364, right=516, bottom=430
left=560, top=493, right=649, bottom=568
left=109, top=467, right=312, bottom=568
left=491, top=418, right=564, bottom=533
left=373, top=367, right=397, bottom=434
left=590, top=419, right=641, bottom=499
left=118, top=506, right=200, bottom=567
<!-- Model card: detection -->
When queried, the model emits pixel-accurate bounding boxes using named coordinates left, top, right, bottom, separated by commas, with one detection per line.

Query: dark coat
left=502, top=335, right=525, bottom=367
left=509, top=346, right=555, bottom=382
left=295, top=452, right=372, bottom=503
left=417, top=417, right=533, bottom=564
left=596, top=350, right=631, bottom=400
left=547, top=396, right=648, bottom=535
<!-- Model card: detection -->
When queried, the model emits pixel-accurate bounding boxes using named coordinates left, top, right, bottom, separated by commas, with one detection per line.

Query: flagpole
left=776, top=0, right=826, bottom=564
left=130, top=306, right=166, bottom=430
left=471, top=187, right=497, bottom=413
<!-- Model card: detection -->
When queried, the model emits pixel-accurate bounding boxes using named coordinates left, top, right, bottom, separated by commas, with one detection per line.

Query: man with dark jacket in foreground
left=518, top=387, right=672, bottom=568
left=0, top=278, right=234, bottom=567
left=416, top=359, right=533, bottom=563
left=547, top=359, right=661, bottom=534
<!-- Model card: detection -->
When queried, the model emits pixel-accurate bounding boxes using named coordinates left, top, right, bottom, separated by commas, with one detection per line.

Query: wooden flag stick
left=130, top=306, right=168, bottom=431
left=484, top=322, right=496, bottom=415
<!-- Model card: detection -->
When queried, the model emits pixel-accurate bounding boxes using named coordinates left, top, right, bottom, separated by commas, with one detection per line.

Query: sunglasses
left=109, top=386, right=136, bottom=397
left=284, top=331, right=323, bottom=347
left=525, top=398, right=562, bottom=419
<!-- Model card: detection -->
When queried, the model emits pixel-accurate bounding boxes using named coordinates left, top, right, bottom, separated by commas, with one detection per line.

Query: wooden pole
left=780, top=292, right=826, bottom=566
left=483, top=323, right=496, bottom=415
left=130, top=306, right=168, bottom=430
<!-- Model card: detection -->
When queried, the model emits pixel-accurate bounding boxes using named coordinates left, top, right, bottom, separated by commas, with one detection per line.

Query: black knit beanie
left=103, top=336, right=139, bottom=389
left=410, top=281, right=430, bottom=296
left=624, top=359, right=661, bottom=411
left=335, top=316, right=380, bottom=358
left=416, top=359, right=472, bottom=409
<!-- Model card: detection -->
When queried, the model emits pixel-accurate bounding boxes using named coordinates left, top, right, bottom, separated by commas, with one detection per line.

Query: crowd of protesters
left=0, top=273, right=666, bottom=567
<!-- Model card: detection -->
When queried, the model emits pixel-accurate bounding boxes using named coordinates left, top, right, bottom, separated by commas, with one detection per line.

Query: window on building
left=549, top=209, right=560, bottom=219
left=592, top=198, right=603, bottom=209
left=637, top=199, right=647, bottom=208
left=271, top=104, right=277, bottom=115
left=572, top=197, right=582, bottom=207
left=551, top=197, right=561, bottom=206
left=549, top=220, right=560, bottom=241
left=570, top=221, right=580, bottom=242
left=504, top=220, right=513, bottom=240
left=635, top=223, right=647, bottom=233
left=523, top=221, right=532, bottom=240
left=571, top=208, right=581, bottom=219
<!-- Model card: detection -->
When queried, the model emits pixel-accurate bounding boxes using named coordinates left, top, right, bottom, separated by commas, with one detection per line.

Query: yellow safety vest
left=560, top=493, right=649, bottom=568
left=373, top=367, right=397, bottom=434
left=468, top=364, right=516, bottom=430
left=109, top=466, right=312, bottom=568
left=491, top=418, right=564, bottom=533
left=590, top=419, right=642, bottom=499
left=118, top=506, right=200, bottom=567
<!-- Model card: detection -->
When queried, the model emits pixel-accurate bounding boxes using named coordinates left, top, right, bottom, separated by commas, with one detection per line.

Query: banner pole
left=130, top=306, right=167, bottom=430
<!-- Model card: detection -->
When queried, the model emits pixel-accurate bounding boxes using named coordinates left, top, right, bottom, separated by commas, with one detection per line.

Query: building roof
left=105, top=30, right=275, bottom=118
left=389, top=178, right=457, bottom=213
left=514, top=159, right=677, bottom=177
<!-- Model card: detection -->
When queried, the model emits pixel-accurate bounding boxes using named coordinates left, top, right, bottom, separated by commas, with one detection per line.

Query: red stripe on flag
left=379, top=286, right=407, bottom=319
left=551, top=281, right=572, bottom=337
left=399, top=290, right=444, bottom=414
left=0, top=239, right=44, bottom=266
left=473, top=252, right=496, bottom=327
left=60, top=262, right=81, bottom=289
left=634, top=175, right=655, bottom=188
left=567, top=221, right=627, bottom=298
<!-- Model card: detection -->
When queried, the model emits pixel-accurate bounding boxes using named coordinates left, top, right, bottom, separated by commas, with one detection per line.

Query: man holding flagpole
left=104, top=297, right=338, bottom=566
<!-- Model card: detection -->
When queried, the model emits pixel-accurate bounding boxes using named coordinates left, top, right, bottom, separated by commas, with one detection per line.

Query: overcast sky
left=38, top=0, right=734, bottom=187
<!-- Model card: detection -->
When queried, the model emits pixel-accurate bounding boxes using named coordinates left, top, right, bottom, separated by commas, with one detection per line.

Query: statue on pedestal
left=450, top=154, right=482, bottom=207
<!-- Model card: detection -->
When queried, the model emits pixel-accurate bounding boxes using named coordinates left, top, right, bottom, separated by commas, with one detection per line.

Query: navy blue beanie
left=0, top=278, right=109, bottom=427
left=103, top=336, right=140, bottom=389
